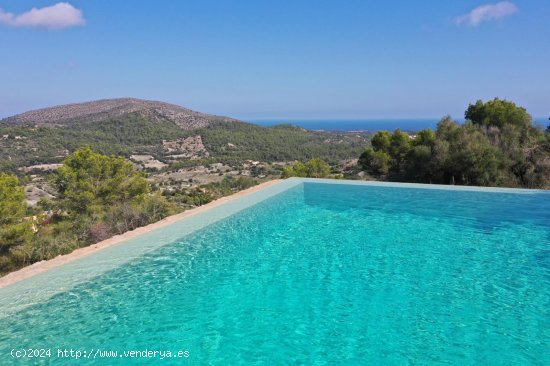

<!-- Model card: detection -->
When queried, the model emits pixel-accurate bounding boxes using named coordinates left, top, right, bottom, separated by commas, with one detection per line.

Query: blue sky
left=0, top=1, right=548, bottom=120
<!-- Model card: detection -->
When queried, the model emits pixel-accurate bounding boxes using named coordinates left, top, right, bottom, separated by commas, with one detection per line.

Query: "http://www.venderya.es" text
left=10, top=348, right=190, bottom=360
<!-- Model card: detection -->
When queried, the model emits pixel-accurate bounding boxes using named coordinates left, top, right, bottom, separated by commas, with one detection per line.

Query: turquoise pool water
left=0, top=179, right=549, bottom=365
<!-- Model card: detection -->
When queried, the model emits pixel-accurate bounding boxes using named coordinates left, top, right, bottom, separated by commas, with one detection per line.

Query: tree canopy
left=0, top=173, right=32, bottom=267
left=359, top=99, right=550, bottom=188
left=0, top=117, right=368, bottom=173
left=465, top=98, right=531, bottom=130
left=0, top=173, right=27, bottom=227
left=55, top=146, right=149, bottom=216
left=282, top=158, right=332, bottom=178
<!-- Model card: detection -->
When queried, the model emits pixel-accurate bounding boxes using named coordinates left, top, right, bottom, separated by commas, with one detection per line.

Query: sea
left=250, top=118, right=549, bottom=133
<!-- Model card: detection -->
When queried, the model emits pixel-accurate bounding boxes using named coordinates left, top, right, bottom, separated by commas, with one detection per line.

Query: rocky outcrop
left=163, top=136, right=209, bottom=159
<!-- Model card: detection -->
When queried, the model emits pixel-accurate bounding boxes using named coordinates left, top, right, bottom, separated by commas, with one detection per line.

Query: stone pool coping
left=0, top=179, right=282, bottom=289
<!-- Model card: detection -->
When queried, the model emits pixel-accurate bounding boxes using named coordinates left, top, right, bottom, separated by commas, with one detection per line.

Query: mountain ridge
left=1, top=98, right=239, bottom=130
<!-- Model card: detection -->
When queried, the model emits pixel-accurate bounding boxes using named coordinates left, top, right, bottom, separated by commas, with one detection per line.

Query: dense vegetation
left=0, top=147, right=259, bottom=275
left=192, top=122, right=368, bottom=165
left=359, top=99, right=550, bottom=188
left=0, top=113, right=185, bottom=172
left=0, top=115, right=367, bottom=173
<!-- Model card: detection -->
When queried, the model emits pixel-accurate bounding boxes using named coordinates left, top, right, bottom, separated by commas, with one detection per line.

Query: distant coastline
left=250, top=118, right=548, bottom=132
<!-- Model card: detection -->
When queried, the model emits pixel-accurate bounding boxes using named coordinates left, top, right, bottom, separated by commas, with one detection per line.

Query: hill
left=1, top=98, right=237, bottom=130
left=0, top=99, right=369, bottom=173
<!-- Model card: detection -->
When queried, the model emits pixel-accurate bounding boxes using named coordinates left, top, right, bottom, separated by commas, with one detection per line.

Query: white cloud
left=0, top=2, right=85, bottom=30
left=456, top=1, right=518, bottom=27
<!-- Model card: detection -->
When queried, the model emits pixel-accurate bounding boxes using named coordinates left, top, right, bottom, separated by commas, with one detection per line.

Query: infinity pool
left=1, top=179, right=549, bottom=365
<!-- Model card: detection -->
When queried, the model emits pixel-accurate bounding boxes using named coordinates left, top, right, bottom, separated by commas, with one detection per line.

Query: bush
left=105, top=194, right=175, bottom=235
left=282, top=158, right=331, bottom=178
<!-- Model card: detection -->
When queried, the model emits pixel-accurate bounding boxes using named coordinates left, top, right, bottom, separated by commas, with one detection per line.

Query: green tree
left=358, top=148, right=390, bottom=176
left=282, top=161, right=308, bottom=178
left=449, top=124, right=505, bottom=186
left=0, top=173, right=27, bottom=228
left=304, top=158, right=331, bottom=178
left=388, top=129, right=411, bottom=176
left=357, top=111, right=545, bottom=187
left=0, top=173, right=33, bottom=270
left=55, top=146, right=149, bottom=216
left=465, top=98, right=532, bottom=130
left=405, top=145, right=434, bottom=182
left=282, top=158, right=331, bottom=178
left=413, top=129, right=436, bottom=147
left=370, top=131, right=392, bottom=152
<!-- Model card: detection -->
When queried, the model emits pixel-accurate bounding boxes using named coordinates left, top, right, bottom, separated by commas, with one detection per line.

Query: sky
left=0, top=1, right=549, bottom=120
